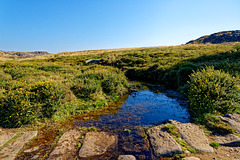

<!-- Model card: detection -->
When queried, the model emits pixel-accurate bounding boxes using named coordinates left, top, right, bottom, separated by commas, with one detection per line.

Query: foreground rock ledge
left=79, top=131, right=117, bottom=158
left=0, top=131, right=38, bottom=160
left=0, top=132, right=18, bottom=147
left=48, top=129, right=82, bottom=160
left=170, top=120, right=214, bottom=153
left=147, top=126, right=182, bottom=157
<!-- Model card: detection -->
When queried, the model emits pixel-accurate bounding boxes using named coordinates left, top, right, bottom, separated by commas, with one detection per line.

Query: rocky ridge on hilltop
left=0, top=50, right=49, bottom=59
left=187, top=30, right=240, bottom=44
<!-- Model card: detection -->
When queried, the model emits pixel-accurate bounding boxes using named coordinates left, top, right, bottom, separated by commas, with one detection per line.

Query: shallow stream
left=74, top=84, right=190, bottom=159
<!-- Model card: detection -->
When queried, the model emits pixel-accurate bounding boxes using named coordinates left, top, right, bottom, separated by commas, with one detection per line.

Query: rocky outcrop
left=226, top=113, right=240, bottom=123
left=220, top=116, right=240, bottom=134
left=186, top=30, right=240, bottom=44
left=79, top=132, right=117, bottom=158
left=0, top=50, right=49, bottom=59
left=0, top=131, right=38, bottom=160
left=48, top=130, right=82, bottom=160
left=85, top=59, right=103, bottom=64
left=170, top=120, right=214, bottom=153
left=147, top=126, right=182, bottom=157
left=216, top=134, right=240, bottom=146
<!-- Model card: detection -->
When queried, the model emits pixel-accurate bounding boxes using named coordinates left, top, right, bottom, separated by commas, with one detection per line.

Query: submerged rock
left=79, top=132, right=117, bottom=158
left=118, top=155, right=136, bottom=160
left=170, top=120, right=214, bottom=153
left=146, top=126, right=182, bottom=157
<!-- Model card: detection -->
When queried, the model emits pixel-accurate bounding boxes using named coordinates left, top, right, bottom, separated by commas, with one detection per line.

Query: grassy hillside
left=1, top=43, right=240, bottom=128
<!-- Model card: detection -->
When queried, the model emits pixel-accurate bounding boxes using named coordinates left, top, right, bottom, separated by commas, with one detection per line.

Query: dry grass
left=1, top=46, right=169, bottom=61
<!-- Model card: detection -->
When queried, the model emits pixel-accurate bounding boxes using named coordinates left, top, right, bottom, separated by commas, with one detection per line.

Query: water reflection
left=74, top=85, right=189, bottom=130
left=74, top=85, right=190, bottom=159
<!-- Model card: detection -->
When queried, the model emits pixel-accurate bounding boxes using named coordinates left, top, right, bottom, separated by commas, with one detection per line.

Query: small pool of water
left=74, top=84, right=190, bottom=130
left=74, top=84, right=190, bottom=159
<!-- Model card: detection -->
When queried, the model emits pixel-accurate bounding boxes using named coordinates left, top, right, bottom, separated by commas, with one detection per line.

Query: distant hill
left=186, top=30, right=240, bottom=44
left=0, top=51, right=49, bottom=60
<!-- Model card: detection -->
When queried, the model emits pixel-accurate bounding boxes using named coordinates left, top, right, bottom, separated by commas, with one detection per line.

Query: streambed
left=74, top=84, right=190, bottom=159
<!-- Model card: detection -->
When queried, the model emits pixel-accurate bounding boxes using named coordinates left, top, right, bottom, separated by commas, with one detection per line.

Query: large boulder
left=216, top=134, right=240, bottom=146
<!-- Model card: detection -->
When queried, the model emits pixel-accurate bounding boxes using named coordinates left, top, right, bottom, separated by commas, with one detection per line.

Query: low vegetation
left=0, top=43, right=240, bottom=129
left=188, top=67, right=240, bottom=122
left=0, top=62, right=129, bottom=127
left=210, top=141, right=220, bottom=149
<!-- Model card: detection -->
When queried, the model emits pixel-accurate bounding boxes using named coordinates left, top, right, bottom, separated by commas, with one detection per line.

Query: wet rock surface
left=147, top=126, right=182, bottom=157
left=0, top=131, right=38, bottom=160
left=78, top=131, right=117, bottom=158
left=48, top=129, right=82, bottom=160
left=170, top=120, right=214, bottom=153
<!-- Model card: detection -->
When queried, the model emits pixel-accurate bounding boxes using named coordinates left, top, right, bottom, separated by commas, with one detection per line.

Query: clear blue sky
left=0, top=0, right=239, bottom=53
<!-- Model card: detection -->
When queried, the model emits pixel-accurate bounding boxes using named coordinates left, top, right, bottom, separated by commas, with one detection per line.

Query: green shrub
left=0, top=70, right=11, bottom=88
left=38, top=65, right=63, bottom=72
left=176, top=63, right=200, bottom=87
left=202, top=113, right=234, bottom=134
left=71, top=67, right=129, bottom=99
left=102, top=73, right=129, bottom=96
left=210, top=141, right=219, bottom=149
left=0, top=80, right=67, bottom=127
left=188, top=66, right=240, bottom=119
left=71, top=78, right=102, bottom=99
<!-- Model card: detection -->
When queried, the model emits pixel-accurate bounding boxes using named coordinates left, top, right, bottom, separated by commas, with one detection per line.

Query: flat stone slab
left=118, top=155, right=136, bottom=160
left=79, top=132, right=117, bottom=158
left=146, top=126, right=182, bottom=157
left=216, top=134, right=240, bottom=146
left=0, top=132, right=17, bottom=147
left=0, top=131, right=38, bottom=160
left=220, top=116, right=240, bottom=134
left=48, top=129, right=82, bottom=160
left=170, top=120, right=214, bottom=153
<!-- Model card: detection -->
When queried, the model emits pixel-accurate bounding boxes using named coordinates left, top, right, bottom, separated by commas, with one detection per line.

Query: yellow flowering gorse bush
left=188, top=66, right=240, bottom=120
